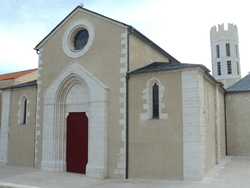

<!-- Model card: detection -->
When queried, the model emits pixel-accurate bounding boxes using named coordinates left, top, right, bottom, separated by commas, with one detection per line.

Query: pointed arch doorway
left=41, top=62, right=109, bottom=179
left=66, top=112, right=88, bottom=174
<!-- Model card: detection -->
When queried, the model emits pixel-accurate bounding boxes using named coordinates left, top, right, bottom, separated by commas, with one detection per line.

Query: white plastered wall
left=41, top=62, right=109, bottom=179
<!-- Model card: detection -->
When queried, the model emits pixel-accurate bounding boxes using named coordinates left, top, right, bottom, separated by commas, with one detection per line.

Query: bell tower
left=210, top=23, right=241, bottom=88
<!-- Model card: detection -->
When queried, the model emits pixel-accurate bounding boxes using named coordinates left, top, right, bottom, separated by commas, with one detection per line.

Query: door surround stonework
left=41, top=62, right=108, bottom=179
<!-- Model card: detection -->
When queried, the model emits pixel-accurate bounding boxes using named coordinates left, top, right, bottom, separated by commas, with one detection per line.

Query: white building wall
left=182, top=69, right=205, bottom=180
left=0, top=90, right=11, bottom=165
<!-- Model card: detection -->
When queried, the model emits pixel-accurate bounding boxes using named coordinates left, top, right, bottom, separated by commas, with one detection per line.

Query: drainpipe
left=224, top=91, right=228, bottom=155
left=33, top=49, right=39, bottom=168
left=33, top=83, right=38, bottom=168
left=125, top=26, right=133, bottom=179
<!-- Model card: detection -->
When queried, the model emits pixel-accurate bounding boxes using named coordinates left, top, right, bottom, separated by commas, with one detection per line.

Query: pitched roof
left=1, top=80, right=37, bottom=90
left=227, top=73, right=250, bottom=92
left=0, top=68, right=38, bottom=81
left=35, top=6, right=180, bottom=63
left=128, top=62, right=210, bottom=75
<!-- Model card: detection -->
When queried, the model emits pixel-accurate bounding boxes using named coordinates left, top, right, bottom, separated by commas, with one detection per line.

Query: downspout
left=33, top=83, right=38, bottom=168
left=33, top=48, right=39, bottom=168
left=125, top=26, right=133, bottom=179
left=224, top=91, right=228, bottom=155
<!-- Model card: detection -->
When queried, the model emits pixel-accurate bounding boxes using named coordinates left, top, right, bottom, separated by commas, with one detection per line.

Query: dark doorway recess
left=66, top=112, right=88, bottom=174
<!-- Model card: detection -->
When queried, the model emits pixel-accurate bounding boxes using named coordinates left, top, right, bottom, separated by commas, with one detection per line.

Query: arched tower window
left=152, top=83, right=159, bottom=119
left=226, top=43, right=230, bottom=56
left=216, top=45, right=220, bottom=58
left=227, top=60, right=232, bottom=74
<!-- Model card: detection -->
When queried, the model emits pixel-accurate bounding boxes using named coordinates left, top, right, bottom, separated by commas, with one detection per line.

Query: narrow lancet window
left=227, top=61, right=232, bottom=74
left=217, top=62, right=221, bottom=76
left=19, top=96, right=28, bottom=124
left=152, top=83, right=159, bottom=119
left=226, top=43, right=230, bottom=56
left=216, top=45, right=220, bottom=58
left=23, top=98, right=27, bottom=124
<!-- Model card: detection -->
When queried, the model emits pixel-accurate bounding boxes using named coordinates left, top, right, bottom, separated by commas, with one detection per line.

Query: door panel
left=66, top=112, right=88, bottom=174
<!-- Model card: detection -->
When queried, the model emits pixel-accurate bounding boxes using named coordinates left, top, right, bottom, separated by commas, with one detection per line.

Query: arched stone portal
left=41, top=62, right=108, bottom=179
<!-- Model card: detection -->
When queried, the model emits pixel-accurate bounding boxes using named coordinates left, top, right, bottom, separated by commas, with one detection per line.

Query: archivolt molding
left=44, top=61, right=108, bottom=104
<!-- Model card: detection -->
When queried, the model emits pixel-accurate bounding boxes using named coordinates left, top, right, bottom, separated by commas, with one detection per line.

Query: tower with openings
left=210, top=23, right=241, bottom=88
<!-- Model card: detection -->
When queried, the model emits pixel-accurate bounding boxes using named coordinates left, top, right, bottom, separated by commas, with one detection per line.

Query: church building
left=0, top=6, right=249, bottom=181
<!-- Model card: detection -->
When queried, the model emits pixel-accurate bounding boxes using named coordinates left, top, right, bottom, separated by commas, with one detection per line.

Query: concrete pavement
left=0, top=156, right=250, bottom=188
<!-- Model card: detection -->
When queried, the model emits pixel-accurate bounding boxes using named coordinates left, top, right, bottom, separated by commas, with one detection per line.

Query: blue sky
left=1, top=0, right=250, bottom=77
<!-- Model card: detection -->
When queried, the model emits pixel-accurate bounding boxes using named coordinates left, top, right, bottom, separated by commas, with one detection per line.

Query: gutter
left=125, top=25, right=133, bottom=179
left=34, top=48, right=40, bottom=55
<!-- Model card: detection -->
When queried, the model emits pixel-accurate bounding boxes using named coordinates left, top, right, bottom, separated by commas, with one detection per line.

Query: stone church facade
left=0, top=6, right=249, bottom=181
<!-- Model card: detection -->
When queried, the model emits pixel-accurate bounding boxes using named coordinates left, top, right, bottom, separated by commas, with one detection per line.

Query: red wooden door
left=66, top=112, right=88, bottom=174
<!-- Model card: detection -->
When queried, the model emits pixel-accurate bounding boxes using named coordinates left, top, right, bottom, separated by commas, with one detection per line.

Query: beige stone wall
left=7, top=86, right=37, bottom=167
left=203, top=78, right=216, bottom=172
left=219, top=89, right=226, bottom=160
left=203, top=78, right=226, bottom=173
left=15, top=70, right=38, bottom=85
left=129, top=34, right=170, bottom=70
left=0, top=79, right=15, bottom=89
left=128, top=71, right=183, bottom=180
left=226, top=92, right=250, bottom=156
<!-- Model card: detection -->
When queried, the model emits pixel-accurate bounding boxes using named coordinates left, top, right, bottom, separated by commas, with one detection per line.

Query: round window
left=74, top=29, right=89, bottom=50
left=62, top=18, right=95, bottom=58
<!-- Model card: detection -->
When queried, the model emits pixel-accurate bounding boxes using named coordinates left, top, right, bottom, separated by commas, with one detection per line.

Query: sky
left=0, top=0, right=250, bottom=77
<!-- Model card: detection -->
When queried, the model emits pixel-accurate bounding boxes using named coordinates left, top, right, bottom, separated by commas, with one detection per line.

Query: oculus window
left=74, top=29, right=89, bottom=50
left=62, top=18, right=95, bottom=58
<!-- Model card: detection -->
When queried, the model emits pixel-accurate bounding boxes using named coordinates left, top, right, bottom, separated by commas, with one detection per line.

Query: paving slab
left=0, top=156, right=250, bottom=188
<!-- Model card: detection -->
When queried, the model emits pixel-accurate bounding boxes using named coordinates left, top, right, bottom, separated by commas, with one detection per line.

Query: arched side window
left=140, top=78, right=168, bottom=120
left=18, top=96, right=28, bottom=124
left=152, top=83, right=159, bottom=119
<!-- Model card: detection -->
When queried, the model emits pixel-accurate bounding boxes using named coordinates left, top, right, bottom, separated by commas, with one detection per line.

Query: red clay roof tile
left=0, top=68, right=38, bottom=81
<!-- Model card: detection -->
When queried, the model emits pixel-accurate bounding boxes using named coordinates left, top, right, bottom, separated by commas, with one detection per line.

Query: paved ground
left=0, top=156, right=250, bottom=188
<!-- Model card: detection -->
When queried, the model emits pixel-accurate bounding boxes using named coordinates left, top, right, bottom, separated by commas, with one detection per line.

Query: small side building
left=226, top=73, right=250, bottom=156
left=0, top=69, right=38, bottom=128
left=0, top=80, right=37, bottom=167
